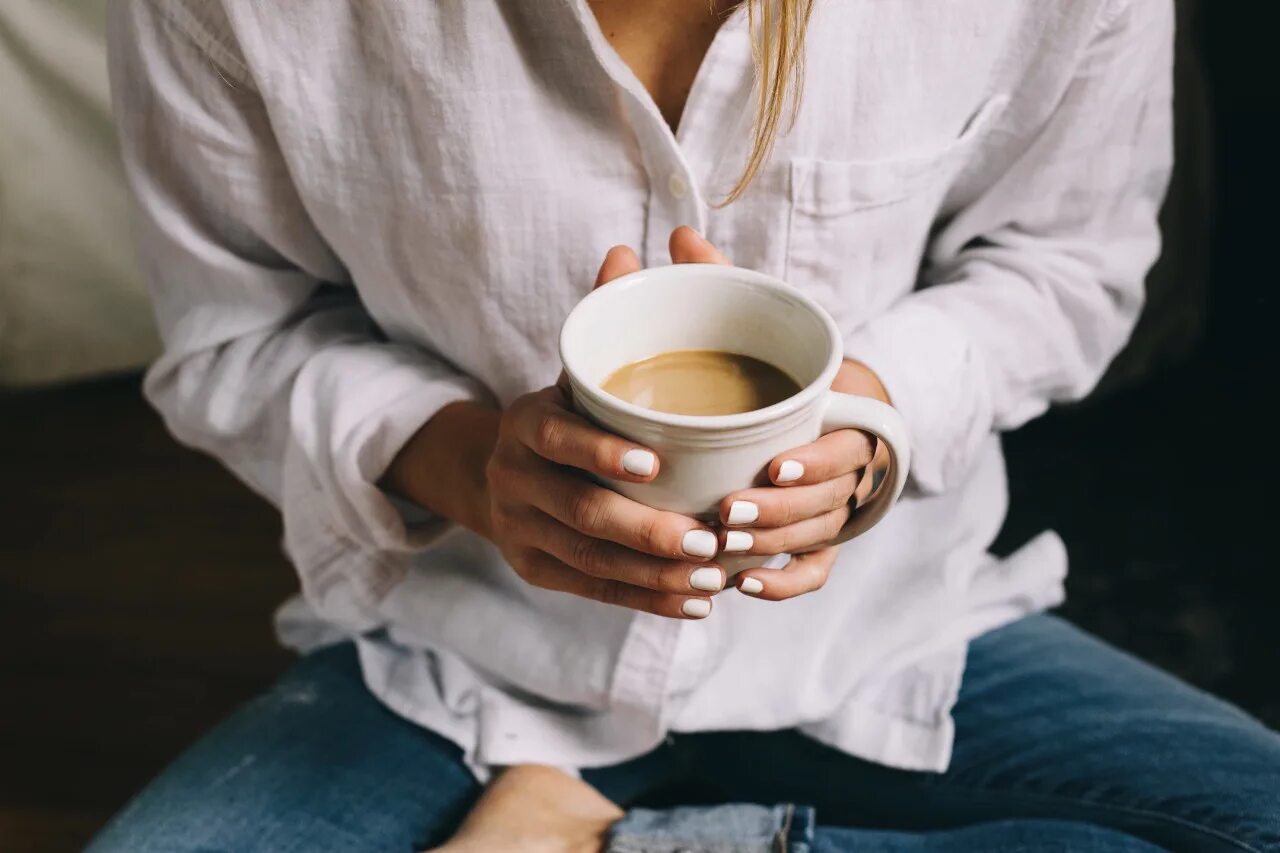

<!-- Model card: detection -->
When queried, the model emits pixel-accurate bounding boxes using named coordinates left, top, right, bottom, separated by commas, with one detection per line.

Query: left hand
left=719, top=360, right=893, bottom=601
left=594, top=225, right=894, bottom=603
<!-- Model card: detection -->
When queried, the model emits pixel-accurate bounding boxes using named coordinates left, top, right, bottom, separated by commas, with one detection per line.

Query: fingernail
left=739, top=577, right=764, bottom=595
left=723, top=530, right=753, bottom=553
left=776, top=460, right=804, bottom=483
left=727, top=500, right=758, bottom=525
left=688, top=567, right=723, bottom=592
left=682, top=530, right=718, bottom=559
left=682, top=599, right=712, bottom=618
left=622, top=449, right=655, bottom=477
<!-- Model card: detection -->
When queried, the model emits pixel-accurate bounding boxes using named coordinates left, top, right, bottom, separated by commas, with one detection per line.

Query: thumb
left=594, top=244, right=643, bottom=288
left=669, top=226, right=731, bottom=265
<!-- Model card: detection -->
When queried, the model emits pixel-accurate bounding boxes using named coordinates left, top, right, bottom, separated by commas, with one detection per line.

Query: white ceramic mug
left=559, top=264, right=910, bottom=570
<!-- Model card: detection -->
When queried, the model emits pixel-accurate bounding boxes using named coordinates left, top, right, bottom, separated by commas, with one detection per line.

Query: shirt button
left=667, top=172, right=689, bottom=199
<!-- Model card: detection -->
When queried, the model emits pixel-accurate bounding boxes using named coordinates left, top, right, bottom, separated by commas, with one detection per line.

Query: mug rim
left=559, top=263, right=843, bottom=431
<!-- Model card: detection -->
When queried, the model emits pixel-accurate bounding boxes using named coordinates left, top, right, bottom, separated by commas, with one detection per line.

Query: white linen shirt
left=107, top=0, right=1172, bottom=777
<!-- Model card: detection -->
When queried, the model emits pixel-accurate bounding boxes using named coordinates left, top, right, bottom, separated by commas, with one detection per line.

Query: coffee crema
left=601, top=349, right=802, bottom=416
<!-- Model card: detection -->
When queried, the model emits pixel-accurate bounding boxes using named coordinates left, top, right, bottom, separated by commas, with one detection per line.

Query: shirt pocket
left=785, top=95, right=1008, bottom=328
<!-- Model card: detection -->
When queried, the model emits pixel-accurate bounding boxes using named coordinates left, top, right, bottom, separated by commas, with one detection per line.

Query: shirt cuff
left=842, top=297, right=995, bottom=494
left=289, top=340, right=490, bottom=553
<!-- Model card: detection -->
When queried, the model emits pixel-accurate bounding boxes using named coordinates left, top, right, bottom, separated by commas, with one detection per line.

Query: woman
left=94, top=0, right=1279, bottom=851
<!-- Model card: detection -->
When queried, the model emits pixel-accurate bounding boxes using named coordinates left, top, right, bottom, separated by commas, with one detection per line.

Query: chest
left=236, top=2, right=1081, bottom=400
left=586, top=0, right=736, bottom=131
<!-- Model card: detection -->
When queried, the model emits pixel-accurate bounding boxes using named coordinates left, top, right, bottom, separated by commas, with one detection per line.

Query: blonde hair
left=723, top=0, right=816, bottom=205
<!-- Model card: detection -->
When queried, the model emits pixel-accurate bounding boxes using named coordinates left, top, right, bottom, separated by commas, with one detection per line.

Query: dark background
left=990, top=2, right=1278, bottom=724
left=1, top=4, right=1276, bottom=851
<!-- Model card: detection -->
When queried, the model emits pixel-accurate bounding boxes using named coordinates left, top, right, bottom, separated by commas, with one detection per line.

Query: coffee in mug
left=601, top=350, right=802, bottom=416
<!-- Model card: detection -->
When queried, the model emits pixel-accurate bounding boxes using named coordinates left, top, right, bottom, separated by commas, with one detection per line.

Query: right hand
left=483, top=231, right=734, bottom=619
left=485, top=382, right=724, bottom=618
left=387, top=228, right=735, bottom=619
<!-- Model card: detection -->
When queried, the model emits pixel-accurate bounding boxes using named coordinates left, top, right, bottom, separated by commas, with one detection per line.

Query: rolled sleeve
left=843, top=301, right=994, bottom=495
left=291, top=341, right=486, bottom=553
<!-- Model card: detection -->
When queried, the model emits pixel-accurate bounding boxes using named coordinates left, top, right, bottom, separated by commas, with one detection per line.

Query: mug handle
left=818, top=391, right=911, bottom=544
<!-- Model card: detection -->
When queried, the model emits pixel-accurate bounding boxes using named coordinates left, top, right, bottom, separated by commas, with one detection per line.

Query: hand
left=485, top=229, right=741, bottom=617
left=387, top=227, right=736, bottom=619
left=720, top=360, right=893, bottom=602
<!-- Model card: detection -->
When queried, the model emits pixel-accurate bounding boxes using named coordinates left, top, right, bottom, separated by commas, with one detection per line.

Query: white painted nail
left=727, top=500, right=759, bottom=525
left=739, top=577, right=764, bottom=595
left=723, top=530, right=753, bottom=553
left=688, top=567, right=723, bottom=592
left=622, top=449, right=656, bottom=477
left=682, top=599, right=712, bottom=618
left=776, top=460, right=804, bottom=483
left=682, top=530, right=718, bottom=559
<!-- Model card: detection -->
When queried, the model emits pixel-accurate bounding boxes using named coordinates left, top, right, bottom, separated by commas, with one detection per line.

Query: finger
left=668, top=226, right=731, bottom=265
left=734, top=547, right=839, bottom=601
left=853, top=439, right=889, bottom=506
left=768, top=428, right=876, bottom=487
left=511, top=508, right=725, bottom=594
left=512, top=389, right=659, bottom=482
left=719, top=505, right=851, bottom=557
left=505, top=452, right=720, bottom=561
left=719, top=473, right=859, bottom=529
left=594, top=244, right=643, bottom=287
left=516, top=549, right=714, bottom=619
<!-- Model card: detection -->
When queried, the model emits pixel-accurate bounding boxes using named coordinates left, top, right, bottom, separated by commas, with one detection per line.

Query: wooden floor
left=1, top=363, right=1275, bottom=852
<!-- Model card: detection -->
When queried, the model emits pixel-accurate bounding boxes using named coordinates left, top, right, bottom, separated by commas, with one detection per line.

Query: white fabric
left=106, top=0, right=1172, bottom=778
left=0, top=0, right=159, bottom=385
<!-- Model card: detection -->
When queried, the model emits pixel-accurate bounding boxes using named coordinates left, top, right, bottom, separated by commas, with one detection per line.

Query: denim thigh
left=689, top=615, right=1280, bottom=853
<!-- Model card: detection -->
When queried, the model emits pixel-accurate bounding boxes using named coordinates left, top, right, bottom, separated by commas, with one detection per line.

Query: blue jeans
left=88, top=615, right=1280, bottom=852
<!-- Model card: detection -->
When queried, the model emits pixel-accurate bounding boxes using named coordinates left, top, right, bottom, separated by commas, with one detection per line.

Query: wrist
left=833, top=358, right=892, bottom=405
left=383, top=400, right=500, bottom=539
